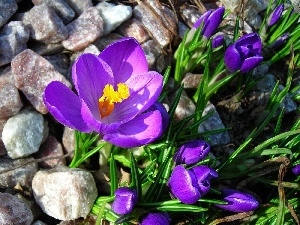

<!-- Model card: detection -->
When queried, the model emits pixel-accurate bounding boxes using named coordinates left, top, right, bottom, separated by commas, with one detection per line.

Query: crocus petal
left=167, top=165, right=201, bottom=204
left=139, top=211, right=171, bottom=225
left=99, top=37, right=149, bottom=84
left=43, top=81, right=92, bottom=132
left=105, top=72, right=163, bottom=125
left=212, top=35, right=224, bottom=48
left=215, top=189, right=259, bottom=212
left=224, top=45, right=242, bottom=73
left=72, top=53, right=114, bottom=120
left=147, top=102, right=169, bottom=133
left=193, top=10, right=211, bottom=28
left=292, top=164, right=300, bottom=176
left=268, top=4, right=284, bottom=26
left=103, top=109, right=163, bottom=148
left=240, top=56, right=263, bottom=73
left=237, top=33, right=262, bottom=52
left=112, top=187, right=138, bottom=215
left=190, top=165, right=218, bottom=195
left=174, top=140, right=210, bottom=165
left=202, top=7, right=225, bottom=38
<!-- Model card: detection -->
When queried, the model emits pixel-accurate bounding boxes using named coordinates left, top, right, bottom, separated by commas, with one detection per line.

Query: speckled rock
left=0, top=67, right=23, bottom=119
left=0, top=0, right=18, bottom=28
left=0, top=193, right=33, bottom=225
left=118, top=18, right=150, bottom=44
left=44, top=53, right=70, bottom=77
left=23, top=4, right=68, bottom=44
left=93, top=33, right=123, bottom=51
left=62, top=7, right=104, bottom=51
left=0, top=118, right=8, bottom=156
left=173, top=90, right=196, bottom=122
left=182, top=73, right=203, bottom=89
left=32, top=0, right=75, bottom=24
left=11, top=49, right=72, bottom=114
left=62, top=127, right=75, bottom=162
left=198, top=102, right=230, bottom=146
left=65, top=0, right=93, bottom=16
left=0, top=21, right=30, bottom=66
left=35, top=135, right=66, bottom=168
left=2, top=109, right=48, bottom=159
left=0, top=157, right=38, bottom=191
left=96, top=1, right=132, bottom=35
left=32, top=167, right=98, bottom=221
left=141, top=40, right=163, bottom=70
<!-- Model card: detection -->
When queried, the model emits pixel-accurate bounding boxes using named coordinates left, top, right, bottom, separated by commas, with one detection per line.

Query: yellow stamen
left=98, top=83, right=130, bottom=118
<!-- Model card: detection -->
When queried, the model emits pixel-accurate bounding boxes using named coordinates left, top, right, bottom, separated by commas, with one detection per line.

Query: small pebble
left=0, top=67, right=23, bottom=119
left=0, top=193, right=33, bottom=225
left=96, top=1, right=132, bottom=35
left=32, top=167, right=98, bottom=221
left=62, top=7, right=104, bottom=51
left=2, top=109, right=48, bottom=159
left=12, top=49, right=71, bottom=114
left=0, top=21, right=30, bottom=66
left=65, top=0, right=93, bottom=16
left=0, top=0, right=18, bottom=28
left=23, top=4, right=68, bottom=44
left=173, top=90, right=196, bottom=122
left=0, top=157, right=38, bottom=192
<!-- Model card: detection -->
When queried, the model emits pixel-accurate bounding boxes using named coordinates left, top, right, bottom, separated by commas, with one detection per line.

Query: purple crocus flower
left=212, top=35, right=224, bottom=48
left=215, top=189, right=259, bottom=213
left=111, top=187, right=138, bottom=215
left=268, top=4, right=284, bottom=26
left=139, top=211, right=171, bottom=225
left=173, top=140, right=210, bottom=166
left=44, top=37, right=167, bottom=148
left=193, top=7, right=225, bottom=39
left=224, top=33, right=263, bottom=73
left=167, top=165, right=218, bottom=204
left=292, top=164, right=300, bottom=176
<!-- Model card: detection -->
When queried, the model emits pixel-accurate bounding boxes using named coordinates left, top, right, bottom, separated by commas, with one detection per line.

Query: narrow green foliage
left=110, top=154, right=118, bottom=196
left=130, top=152, right=142, bottom=201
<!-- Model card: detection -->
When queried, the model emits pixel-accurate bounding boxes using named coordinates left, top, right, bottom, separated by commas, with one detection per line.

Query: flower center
left=98, top=83, right=130, bottom=118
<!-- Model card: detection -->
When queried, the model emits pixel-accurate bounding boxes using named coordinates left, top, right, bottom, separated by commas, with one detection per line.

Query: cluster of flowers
left=110, top=140, right=259, bottom=224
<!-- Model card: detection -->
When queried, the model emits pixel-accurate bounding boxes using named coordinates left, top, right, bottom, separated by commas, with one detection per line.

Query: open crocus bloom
left=44, top=37, right=166, bottom=148
left=224, top=33, right=263, bottom=73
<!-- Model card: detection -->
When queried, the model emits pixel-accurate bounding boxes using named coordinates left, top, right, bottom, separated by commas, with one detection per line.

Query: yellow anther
left=98, top=83, right=130, bottom=118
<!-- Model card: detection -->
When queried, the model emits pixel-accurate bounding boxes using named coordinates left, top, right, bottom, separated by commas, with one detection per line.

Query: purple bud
left=167, top=165, right=218, bottom=204
left=193, top=7, right=225, bottom=38
left=292, top=164, right=300, bottom=176
left=225, top=33, right=263, bottom=73
left=215, top=189, right=259, bottom=212
left=139, top=211, right=171, bottom=225
left=111, top=187, right=138, bottom=215
left=268, top=33, right=289, bottom=49
left=174, top=140, right=210, bottom=165
left=212, top=35, right=224, bottom=48
left=268, top=4, right=284, bottom=26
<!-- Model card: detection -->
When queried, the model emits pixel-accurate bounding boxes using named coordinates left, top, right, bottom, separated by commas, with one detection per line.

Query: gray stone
left=0, top=21, right=30, bottom=66
left=141, top=40, right=163, bottom=69
left=62, top=7, right=104, bottom=51
left=32, top=167, right=98, bottom=220
left=65, top=0, right=93, bottom=16
left=12, top=49, right=72, bottom=114
left=2, top=109, right=48, bottom=159
left=133, top=3, right=173, bottom=47
left=0, top=193, right=33, bottom=225
left=198, top=102, right=230, bottom=146
left=179, top=4, right=202, bottom=27
left=118, top=18, right=150, bottom=44
left=0, top=118, right=8, bottom=156
left=23, top=4, right=68, bottom=44
left=35, top=135, right=66, bottom=168
left=0, top=0, right=18, bottom=28
left=182, top=73, right=202, bottom=89
left=0, top=157, right=38, bottom=192
left=32, top=0, right=75, bottom=24
left=32, top=221, right=47, bottom=225
left=96, top=1, right=132, bottom=35
left=0, top=67, right=23, bottom=119
left=62, top=127, right=75, bottom=162
left=44, top=53, right=70, bottom=77
left=93, top=33, right=123, bottom=51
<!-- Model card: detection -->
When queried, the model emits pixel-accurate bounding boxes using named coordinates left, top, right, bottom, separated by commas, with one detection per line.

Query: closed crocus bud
left=139, top=211, right=171, bottom=225
left=215, top=189, right=259, bottom=212
left=268, top=33, right=289, bottom=49
left=292, top=164, right=300, bottom=176
left=173, top=140, right=210, bottom=165
left=112, top=187, right=138, bottom=215
left=268, top=4, right=284, bottom=26
left=225, top=33, right=263, bottom=73
left=167, top=165, right=218, bottom=204
left=212, top=35, right=224, bottom=48
left=193, top=7, right=225, bottom=39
